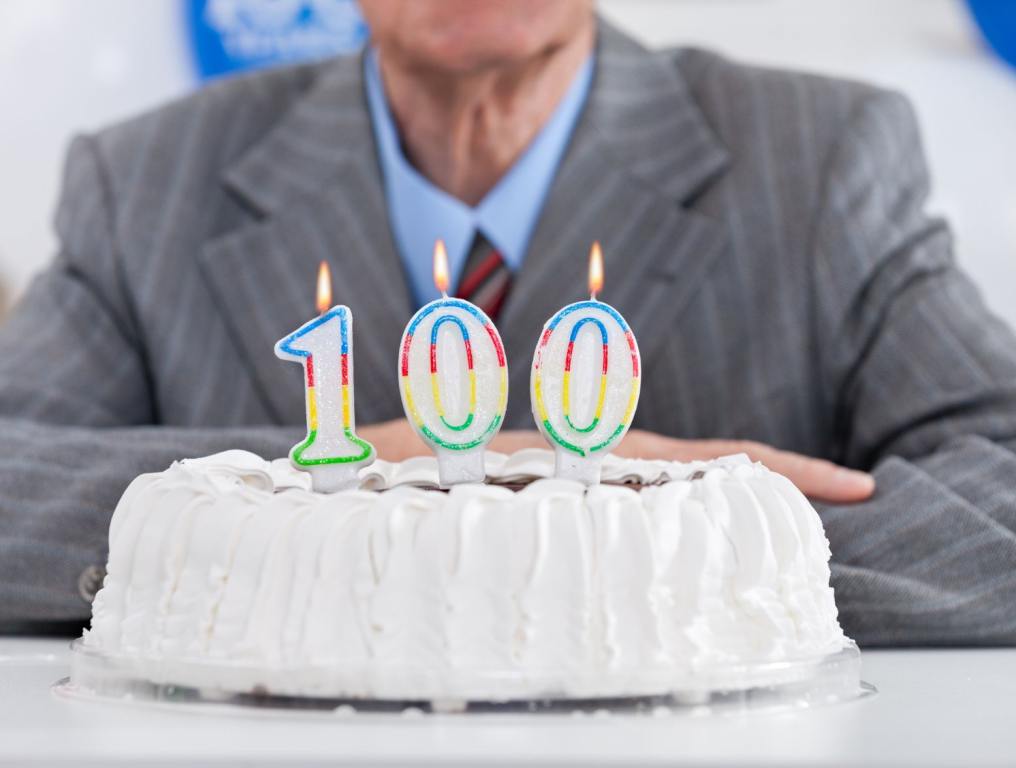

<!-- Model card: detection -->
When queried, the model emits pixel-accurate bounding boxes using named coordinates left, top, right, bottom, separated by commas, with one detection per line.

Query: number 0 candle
left=398, top=240, right=508, bottom=486
left=274, top=261, right=375, bottom=492
left=530, top=242, right=641, bottom=484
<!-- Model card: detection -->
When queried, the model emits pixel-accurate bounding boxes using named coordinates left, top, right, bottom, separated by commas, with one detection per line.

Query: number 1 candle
left=530, top=242, right=641, bottom=485
left=398, top=240, right=508, bottom=486
left=275, top=261, right=375, bottom=492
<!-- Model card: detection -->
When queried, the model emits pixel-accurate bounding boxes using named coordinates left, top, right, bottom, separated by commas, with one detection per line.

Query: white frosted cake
left=81, top=449, right=850, bottom=702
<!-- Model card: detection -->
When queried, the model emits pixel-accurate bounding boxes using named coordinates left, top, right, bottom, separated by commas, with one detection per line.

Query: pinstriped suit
left=2, top=22, right=1015, bottom=643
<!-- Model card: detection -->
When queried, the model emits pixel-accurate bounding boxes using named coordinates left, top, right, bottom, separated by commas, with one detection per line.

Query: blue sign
left=186, top=0, right=369, bottom=81
left=967, top=0, right=1016, bottom=71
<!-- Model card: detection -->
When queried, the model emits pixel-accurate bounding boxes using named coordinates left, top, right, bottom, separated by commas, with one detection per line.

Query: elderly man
left=1, top=1, right=1015, bottom=643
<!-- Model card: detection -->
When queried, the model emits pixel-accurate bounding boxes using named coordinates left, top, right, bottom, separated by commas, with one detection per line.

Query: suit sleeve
left=0, top=136, right=297, bottom=622
left=811, top=92, right=1016, bottom=645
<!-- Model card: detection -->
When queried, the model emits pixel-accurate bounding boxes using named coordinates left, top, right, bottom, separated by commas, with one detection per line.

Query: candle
left=398, top=240, right=508, bottom=485
left=274, top=261, right=375, bottom=492
left=530, top=242, right=641, bottom=484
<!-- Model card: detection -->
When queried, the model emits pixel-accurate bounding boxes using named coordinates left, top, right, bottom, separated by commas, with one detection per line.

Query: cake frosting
left=83, top=449, right=849, bottom=700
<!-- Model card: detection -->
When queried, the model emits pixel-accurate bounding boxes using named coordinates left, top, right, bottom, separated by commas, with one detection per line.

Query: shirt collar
left=365, top=48, right=594, bottom=306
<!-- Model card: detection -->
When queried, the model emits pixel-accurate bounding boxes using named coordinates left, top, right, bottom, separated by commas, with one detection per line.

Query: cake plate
left=54, top=640, right=872, bottom=717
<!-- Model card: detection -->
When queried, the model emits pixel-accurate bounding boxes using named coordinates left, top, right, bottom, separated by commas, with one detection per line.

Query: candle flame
left=588, top=241, right=604, bottom=299
left=316, top=261, right=332, bottom=315
left=433, top=239, right=450, bottom=296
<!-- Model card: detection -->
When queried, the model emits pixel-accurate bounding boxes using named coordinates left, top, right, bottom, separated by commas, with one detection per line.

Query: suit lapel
left=200, top=55, right=410, bottom=425
left=499, top=22, right=730, bottom=426
left=200, top=22, right=731, bottom=429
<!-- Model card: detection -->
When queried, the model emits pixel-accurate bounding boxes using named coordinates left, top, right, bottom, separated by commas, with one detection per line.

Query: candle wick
left=442, top=290, right=449, bottom=300
left=590, top=291, right=598, bottom=302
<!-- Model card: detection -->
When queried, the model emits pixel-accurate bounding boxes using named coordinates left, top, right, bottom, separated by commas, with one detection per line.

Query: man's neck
left=376, top=22, right=595, bottom=207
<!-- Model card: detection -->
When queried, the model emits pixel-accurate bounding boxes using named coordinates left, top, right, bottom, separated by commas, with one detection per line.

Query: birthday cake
left=80, top=448, right=850, bottom=702
left=76, top=248, right=855, bottom=705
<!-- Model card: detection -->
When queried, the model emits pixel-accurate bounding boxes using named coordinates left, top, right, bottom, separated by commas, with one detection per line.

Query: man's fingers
left=679, top=440, right=875, bottom=503
left=489, top=430, right=547, bottom=454
left=619, top=431, right=875, bottom=503
left=359, top=418, right=428, bottom=462
left=753, top=447, right=875, bottom=504
left=364, top=425, right=875, bottom=503
left=825, top=465, right=877, bottom=503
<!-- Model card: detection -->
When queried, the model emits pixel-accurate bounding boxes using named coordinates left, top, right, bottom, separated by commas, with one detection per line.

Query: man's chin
left=392, top=38, right=553, bottom=77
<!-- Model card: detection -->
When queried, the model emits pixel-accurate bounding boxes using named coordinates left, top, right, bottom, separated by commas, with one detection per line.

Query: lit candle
left=398, top=240, right=508, bottom=485
left=530, top=242, right=641, bottom=484
left=275, top=261, right=376, bottom=492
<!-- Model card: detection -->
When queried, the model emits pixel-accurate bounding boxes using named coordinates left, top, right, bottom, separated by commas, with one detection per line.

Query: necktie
left=455, top=232, right=512, bottom=321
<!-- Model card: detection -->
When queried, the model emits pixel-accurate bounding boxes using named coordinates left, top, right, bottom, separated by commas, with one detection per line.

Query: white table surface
left=2, top=638, right=1015, bottom=767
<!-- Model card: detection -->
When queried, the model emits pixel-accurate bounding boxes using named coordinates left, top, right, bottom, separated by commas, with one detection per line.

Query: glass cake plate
left=53, top=639, right=872, bottom=716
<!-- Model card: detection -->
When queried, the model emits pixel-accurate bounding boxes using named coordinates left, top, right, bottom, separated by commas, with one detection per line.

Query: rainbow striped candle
left=530, top=243, right=641, bottom=484
left=275, top=303, right=375, bottom=492
left=398, top=241, right=508, bottom=486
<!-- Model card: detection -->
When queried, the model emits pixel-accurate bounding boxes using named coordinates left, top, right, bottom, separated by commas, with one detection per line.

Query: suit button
left=78, top=564, right=106, bottom=604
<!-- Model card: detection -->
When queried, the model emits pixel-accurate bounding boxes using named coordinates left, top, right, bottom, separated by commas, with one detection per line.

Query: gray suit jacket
left=2, top=22, right=1015, bottom=643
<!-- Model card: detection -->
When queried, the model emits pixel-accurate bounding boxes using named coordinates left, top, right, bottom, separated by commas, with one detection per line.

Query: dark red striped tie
left=455, top=233, right=512, bottom=320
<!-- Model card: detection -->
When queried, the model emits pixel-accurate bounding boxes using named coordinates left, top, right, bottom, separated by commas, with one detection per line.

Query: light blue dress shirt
left=364, top=48, right=594, bottom=307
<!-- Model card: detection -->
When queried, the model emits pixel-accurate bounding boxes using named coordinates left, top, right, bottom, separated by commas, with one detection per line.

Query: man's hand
left=358, top=418, right=430, bottom=462
left=360, top=420, right=874, bottom=504
left=616, top=429, right=875, bottom=504
left=358, top=419, right=551, bottom=462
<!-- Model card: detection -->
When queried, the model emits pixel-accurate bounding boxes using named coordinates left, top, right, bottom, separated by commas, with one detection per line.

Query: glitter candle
left=530, top=242, right=641, bottom=484
left=275, top=262, right=375, bottom=492
left=398, top=240, right=508, bottom=485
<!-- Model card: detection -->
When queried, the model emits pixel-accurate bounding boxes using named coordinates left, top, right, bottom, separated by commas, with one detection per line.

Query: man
left=1, top=1, right=1015, bottom=643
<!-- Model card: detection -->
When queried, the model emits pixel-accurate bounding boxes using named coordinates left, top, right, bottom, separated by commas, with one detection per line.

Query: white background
left=1, top=0, right=1014, bottom=327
